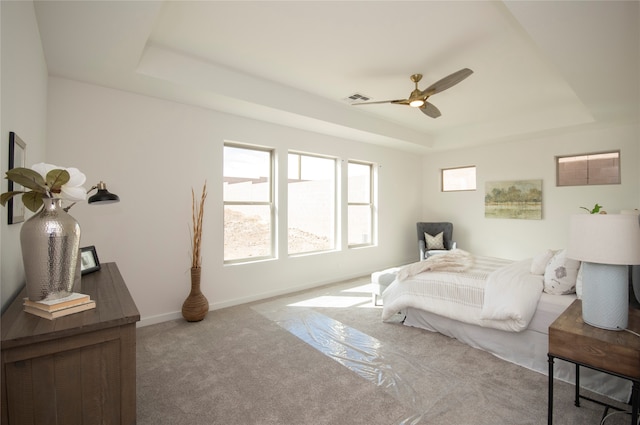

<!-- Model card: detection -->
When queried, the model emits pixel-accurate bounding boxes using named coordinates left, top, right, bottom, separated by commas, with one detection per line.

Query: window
left=556, top=151, right=620, bottom=186
left=223, top=144, right=274, bottom=262
left=348, top=161, right=375, bottom=247
left=288, top=152, right=336, bottom=255
left=442, top=166, right=476, bottom=191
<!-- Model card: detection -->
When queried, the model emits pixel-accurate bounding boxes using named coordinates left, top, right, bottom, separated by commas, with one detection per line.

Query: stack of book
left=23, top=292, right=96, bottom=320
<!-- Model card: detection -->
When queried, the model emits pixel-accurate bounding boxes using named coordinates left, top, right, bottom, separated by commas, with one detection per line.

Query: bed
left=378, top=249, right=632, bottom=403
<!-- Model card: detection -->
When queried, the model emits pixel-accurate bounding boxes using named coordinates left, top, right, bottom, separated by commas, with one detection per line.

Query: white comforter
left=381, top=256, right=544, bottom=332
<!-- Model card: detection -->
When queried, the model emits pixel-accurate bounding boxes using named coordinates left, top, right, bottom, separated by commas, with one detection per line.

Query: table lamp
left=87, top=181, right=120, bottom=204
left=567, top=213, right=640, bottom=330
left=63, top=181, right=119, bottom=212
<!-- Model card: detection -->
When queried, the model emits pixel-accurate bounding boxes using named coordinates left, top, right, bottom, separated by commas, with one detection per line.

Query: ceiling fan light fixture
left=349, top=69, right=472, bottom=118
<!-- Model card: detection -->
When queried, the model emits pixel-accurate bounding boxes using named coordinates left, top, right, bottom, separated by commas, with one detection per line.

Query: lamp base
left=581, top=262, right=628, bottom=330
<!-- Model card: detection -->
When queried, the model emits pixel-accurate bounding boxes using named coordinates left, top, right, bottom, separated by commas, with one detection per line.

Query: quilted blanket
left=396, top=249, right=474, bottom=280
left=381, top=256, right=544, bottom=332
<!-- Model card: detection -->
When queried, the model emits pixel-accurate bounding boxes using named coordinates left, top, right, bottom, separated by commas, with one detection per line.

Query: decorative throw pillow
left=543, top=249, right=580, bottom=295
left=530, top=249, right=555, bottom=275
left=425, top=232, right=445, bottom=250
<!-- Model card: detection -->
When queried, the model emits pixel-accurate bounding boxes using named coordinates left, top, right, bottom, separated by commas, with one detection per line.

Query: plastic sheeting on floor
left=252, top=285, right=634, bottom=424
left=253, top=299, right=469, bottom=425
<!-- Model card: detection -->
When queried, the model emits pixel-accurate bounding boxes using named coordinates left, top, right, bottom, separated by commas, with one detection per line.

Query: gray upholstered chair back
left=417, top=222, right=454, bottom=260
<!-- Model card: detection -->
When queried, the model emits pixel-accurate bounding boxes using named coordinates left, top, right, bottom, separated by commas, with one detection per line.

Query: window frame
left=223, top=142, right=275, bottom=264
left=287, top=150, right=338, bottom=256
left=556, top=150, right=621, bottom=187
left=347, top=160, right=375, bottom=248
left=441, top=165, right=477, bottom=192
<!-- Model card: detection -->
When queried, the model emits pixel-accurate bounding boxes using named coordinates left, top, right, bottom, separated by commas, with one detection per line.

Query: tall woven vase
left=20, top=197, right=81, bottom=301
left=181, top=267, right=209, bottom=322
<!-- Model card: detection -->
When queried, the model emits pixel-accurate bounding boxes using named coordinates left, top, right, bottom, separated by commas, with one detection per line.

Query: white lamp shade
left=567, top=214, right=640, bottom=265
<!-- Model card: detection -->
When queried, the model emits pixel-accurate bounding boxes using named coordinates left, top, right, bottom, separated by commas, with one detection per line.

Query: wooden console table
left=1, top=263, right=140, bottom=425
left=548, top=299, right=640, bottom=425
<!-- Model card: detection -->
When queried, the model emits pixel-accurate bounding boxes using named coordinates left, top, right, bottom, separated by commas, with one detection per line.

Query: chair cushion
left=424, top=232, right=445, bottom=250
left=371, top=267, right=401, bottom=297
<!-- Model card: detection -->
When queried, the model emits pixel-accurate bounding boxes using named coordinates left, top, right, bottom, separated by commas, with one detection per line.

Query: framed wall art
left=485, top=179, right=542, bottom=220
left=8, top=132, right=26, bottom=224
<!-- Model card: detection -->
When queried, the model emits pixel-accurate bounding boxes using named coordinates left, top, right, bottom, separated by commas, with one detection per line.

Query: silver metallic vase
left=20, top=197, right=81, bottom=301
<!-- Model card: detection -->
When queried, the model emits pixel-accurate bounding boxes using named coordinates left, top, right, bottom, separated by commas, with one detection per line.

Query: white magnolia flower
left=31, top=162, right=87, bottom=201
left=59, top=167, right=87, bottom=201
left=31, top=162, right=57, bottom=179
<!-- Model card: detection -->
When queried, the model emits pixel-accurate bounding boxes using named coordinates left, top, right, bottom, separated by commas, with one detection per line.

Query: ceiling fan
left=352, top=68, right=473, bottom=118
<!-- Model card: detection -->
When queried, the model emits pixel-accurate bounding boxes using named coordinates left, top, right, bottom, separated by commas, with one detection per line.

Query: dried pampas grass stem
left=191, top=181, right=207, bottom=269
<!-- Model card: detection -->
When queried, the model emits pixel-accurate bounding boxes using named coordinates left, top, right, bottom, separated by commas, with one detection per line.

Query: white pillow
left=530, top=249, right=555, bottom=275
left=543, top=249, right=580, bottom=295
left=425, top=232, right=445, bottom=250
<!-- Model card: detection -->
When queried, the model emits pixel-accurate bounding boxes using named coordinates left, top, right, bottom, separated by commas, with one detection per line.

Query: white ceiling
left=34, top=1, right=639, bottom=154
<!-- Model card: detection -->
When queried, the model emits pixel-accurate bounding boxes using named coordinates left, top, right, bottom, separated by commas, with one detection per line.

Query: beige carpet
left=137, top=277, right=632, bottom=424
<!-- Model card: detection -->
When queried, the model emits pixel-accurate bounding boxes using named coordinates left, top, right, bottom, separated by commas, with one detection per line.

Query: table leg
left=548, top=355, right=554, bottom=425
left=574, top=363, right=580, bottom=407
left=632, top=380, right=639, bottom=425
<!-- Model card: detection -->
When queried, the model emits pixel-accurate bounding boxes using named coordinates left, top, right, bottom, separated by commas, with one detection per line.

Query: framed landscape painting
left=485, top=179, right=542, bottom=220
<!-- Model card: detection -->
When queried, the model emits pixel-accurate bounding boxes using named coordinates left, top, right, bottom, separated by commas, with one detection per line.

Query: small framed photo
left=80, top=246, right=101, bottom=275
left=8, top=132, right=26, bottom=224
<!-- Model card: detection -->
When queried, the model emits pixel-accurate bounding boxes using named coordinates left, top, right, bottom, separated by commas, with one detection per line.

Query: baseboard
left=136, top=270, right=374, bottom=328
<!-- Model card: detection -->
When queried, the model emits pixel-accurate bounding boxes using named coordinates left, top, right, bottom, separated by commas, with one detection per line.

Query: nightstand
left=548, top=299, right=640, bottom=425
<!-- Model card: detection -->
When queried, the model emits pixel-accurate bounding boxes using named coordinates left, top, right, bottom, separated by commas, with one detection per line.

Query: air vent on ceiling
left=343, top=93, right=371, bottom=104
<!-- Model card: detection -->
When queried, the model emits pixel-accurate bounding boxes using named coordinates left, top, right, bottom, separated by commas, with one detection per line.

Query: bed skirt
left=402, top=294, right=631, bottom=403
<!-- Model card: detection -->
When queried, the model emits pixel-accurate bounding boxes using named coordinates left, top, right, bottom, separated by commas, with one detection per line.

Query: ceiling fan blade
left=420, top=102, right=441, bottom=118
left=352, top=99, right=407, bottom=105
left=421, top=68, right=473, bottom=96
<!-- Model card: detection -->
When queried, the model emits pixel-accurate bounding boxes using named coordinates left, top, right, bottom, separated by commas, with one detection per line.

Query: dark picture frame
left=8, top=132, right=26, bottom=224
left=80, top=245, right=101, bottom=275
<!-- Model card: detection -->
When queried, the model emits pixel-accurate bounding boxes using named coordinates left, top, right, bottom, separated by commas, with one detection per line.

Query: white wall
left=421, top=123, right=640, bottom=260
left=0, top=1, right=48, bottom=311
left=4, top=0, right=638, bottom=321
left=45, top=77, right=422, bottom=324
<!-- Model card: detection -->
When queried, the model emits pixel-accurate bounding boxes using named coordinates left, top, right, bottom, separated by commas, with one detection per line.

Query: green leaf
left=22, top=191, right=44, bottom=212
left=5, top=168, right=46, bottom=192
left=0, top=191, right=24, bottom=206
left=46, top=169, right=70, bottom=191
left=580, top=203, right=604, bottom=214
